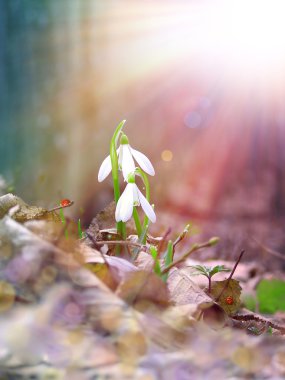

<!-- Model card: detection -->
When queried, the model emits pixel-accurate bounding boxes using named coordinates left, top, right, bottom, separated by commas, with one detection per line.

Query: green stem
left=208, top=276, right=211, bottom=294
left=110, top=120, right=126, bottom=240
left=132, top=207, right=142, bottom=237
left=161, top=238, right=217, bottom=275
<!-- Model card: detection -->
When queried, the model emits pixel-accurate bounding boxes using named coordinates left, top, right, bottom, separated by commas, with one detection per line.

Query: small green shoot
left=150, top=245, right=162, bottom=276
left=78, top=218, right=83, bottom=239
left=190, top=264, right=230, bottom=293
left=59, top=208, right=68, bottom=239
left=161, top=240, right=174, bottom=282
left=161, top=237, right=220, bottom=275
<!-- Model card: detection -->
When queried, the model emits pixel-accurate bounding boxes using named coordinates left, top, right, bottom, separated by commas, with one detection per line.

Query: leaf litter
left=0, top=196, right=285, bottom=379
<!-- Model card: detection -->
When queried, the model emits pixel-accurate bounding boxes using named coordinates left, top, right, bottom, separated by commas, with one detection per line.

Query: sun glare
left=191, top=0, right=285, bottom=83
left=222, top=1, right=285, bottom=68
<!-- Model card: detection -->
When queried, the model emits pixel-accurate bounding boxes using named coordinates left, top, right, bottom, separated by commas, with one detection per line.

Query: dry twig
left=232, top=313, right=285, bottom=334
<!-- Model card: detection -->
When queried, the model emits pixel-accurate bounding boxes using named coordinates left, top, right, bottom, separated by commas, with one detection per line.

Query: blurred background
left=1, top=0, right=285, bottom=259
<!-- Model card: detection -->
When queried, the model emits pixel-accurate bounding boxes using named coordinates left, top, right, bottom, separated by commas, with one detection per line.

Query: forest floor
left=0, top=195, right=285, bottom=380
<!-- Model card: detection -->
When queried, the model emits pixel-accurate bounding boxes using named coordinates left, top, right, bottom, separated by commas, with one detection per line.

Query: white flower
left=98, top=134, right=155, bottom=182
left=115, top=182, right=156, bottom=223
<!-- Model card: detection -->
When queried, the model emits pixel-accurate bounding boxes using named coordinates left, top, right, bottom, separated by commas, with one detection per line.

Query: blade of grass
left=150, top=245, right=162, bottom=276
left=78, top=219, right=83, bottom=239
left=161, top=240, right=173, bottom=282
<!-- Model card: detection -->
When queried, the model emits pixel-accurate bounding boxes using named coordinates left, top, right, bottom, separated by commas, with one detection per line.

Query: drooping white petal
left=121, top=145, right=136, bottom=180
left=115, top=191, right=123, bottom=222
left=98, top=155, right=112, bottom=182
left=120, top=184, right=135, bottom=222
left=132, top=183, right=140, bottom=206
left=130, top=148, right=155, bottom=176
left=115, top=183, right=134, bottom=222
left=137, top=189, right=156, bottom=223
left=98, top=148, right=120, bottom=182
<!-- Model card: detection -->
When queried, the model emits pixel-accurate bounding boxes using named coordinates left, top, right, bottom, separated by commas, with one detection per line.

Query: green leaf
left=110, top=121, right=125, bottom=190
left=256, top=279, right=285, bottom=314
left=161, top=240, right=173, bottom=282
left=113, top=119, right=126, bottom=147
left=110, top=120, right=126, bottom=241
left=190, top=264, right=230, bottom=279
left=190, top=265, right=210, bottom=277
left=209, top=265, right=230, bottom=277
left=192, top=265, right=208, bottom=272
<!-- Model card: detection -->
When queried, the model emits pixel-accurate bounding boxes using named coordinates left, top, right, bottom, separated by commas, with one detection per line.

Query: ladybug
left=225, top=296, right=234, bottom=305
left=60, top=199, right=71, bottom=207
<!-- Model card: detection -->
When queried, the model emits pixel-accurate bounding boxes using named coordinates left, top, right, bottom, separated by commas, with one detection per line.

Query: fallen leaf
left=80, top=244, right=138, bottom=289
left=167, top=268, right=228, bottom=327
left=0, top=194, right=60, bottom=222
left=116, top=270, right=169, bottom=308
left=134, top=251, right=156, bottom=271
left=115, top=330, right=147, bottom=365
left=86, top=201, right=136, bottom=244
left=211, top=279, right=242, bottom=315
left=167, top=268, right=213, bottom=307
left=231, top=345, right=270, bottom=373
left=0, top=280, right=15, bottom=312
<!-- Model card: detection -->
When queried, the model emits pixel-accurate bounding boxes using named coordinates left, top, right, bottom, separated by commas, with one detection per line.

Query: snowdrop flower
left=98, top=134, right=155, bottom=182
left=115, top=174, right=156, bottom=223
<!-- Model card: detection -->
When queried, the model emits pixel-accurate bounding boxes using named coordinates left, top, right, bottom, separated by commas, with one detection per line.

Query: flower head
left=115, top=175, right=156, bottom=223
left=98, top=134, right=155, bottom=182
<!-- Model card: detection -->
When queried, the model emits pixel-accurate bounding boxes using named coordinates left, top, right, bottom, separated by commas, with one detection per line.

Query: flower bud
left=209, top=237, right=220, bottom=246
left=120, top=134, right=129, bottom=145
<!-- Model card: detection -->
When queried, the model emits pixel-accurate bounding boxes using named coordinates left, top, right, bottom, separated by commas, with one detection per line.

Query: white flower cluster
left=98, top=134, right=156, bottom=223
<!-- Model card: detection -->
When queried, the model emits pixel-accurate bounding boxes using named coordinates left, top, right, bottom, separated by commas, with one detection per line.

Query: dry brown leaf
left=231, top=345, right=270, bottom=373
left=86, top=201, right=136, bottom=244
left=273, top=349, right=285, bottom=375
left=166, top=268, right=229, bottom=328
left=80, top=244, right=138, bottom=289
left=84, top=262, right=118, bottom=290
left=81, top=244, right=137, bottom=273
left=0, top=280, right=15, bottom=312
left=211, top=279, right=242, bottom=315
left=115, top=330, right=148, bottom=365
left=0, top=194, right=60, bottom=222
left=167, top=268, right=213, bottom=307
left=116, top=270, right=169, bottom=308
left=134, top=251, right=156, bottom=271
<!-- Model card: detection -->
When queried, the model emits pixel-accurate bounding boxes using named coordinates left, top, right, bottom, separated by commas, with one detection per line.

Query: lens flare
left=161, top=150, right=173, bottom=162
